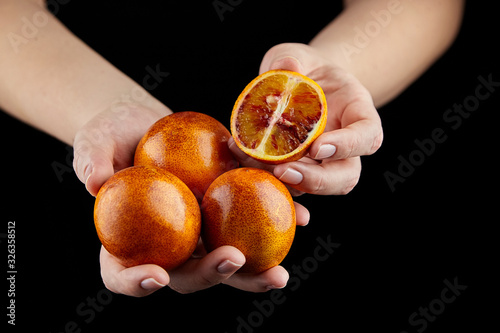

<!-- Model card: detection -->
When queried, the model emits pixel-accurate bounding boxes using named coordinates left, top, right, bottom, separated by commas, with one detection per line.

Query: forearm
left=0, top=0, right=170, bottom=145
left=310, top=0, right=465, bottom=107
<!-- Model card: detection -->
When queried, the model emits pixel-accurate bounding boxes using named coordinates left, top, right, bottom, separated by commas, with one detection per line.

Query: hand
left=99, top=205, right=307, bottom=296
left=73, top=103, right=310, bottom=296
left=230, top=43, right=383, bottom=196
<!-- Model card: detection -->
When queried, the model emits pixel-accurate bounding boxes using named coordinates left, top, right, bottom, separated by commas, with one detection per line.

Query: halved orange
left=230, top=70, right=327, bottom=164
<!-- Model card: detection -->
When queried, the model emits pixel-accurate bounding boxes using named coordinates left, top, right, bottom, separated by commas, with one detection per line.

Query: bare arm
left=246, top=0, right=464, bottom=195
left=310, top=0, right=465, bottom=107
left=0, top=0, right=170, bottom=145
left=0, top=0, right=306, bottom=296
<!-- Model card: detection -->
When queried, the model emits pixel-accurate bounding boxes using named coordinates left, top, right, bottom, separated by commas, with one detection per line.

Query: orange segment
left=231, top=70, right=327, bottom=164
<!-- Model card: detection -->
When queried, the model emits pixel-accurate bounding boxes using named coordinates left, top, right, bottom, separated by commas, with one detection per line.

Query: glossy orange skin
left=134, top=112, right=237, bottom=202
left=201, top=168, right=296, bottom=273
left=94, top=166, right=201, bottom=271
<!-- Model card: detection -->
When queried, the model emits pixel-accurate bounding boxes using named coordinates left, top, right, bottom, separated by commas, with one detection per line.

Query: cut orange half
left=230, top=70, right=327, bottom=164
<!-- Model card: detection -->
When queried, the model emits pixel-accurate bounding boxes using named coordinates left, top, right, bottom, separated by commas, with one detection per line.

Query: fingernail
left=83, top=163, right=93, bottom=191
left=217, top=260, right=243, bottom=274
left=83, top=162, right=93, bottom=182
left=140, top=278, right=166, bottom=291
left=272, top=56, right=302, bottom=72
left=314, top=144, right=336, bottom=160
left=84, top=175, right=93, bottom=195
left=278, top=168, right=303, bottom=185
left=266, top=284, right=285, bottom=290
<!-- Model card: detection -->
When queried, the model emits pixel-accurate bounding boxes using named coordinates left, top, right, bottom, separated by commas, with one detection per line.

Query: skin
left=0, top=0, right=464, bottom=296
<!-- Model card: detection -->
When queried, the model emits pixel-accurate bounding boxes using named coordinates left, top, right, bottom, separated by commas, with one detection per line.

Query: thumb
left=259, top=43, right=308, bottom=74
left=263, top=55, right=302, bottom=73
left=73, top=135, right=115, bottom=197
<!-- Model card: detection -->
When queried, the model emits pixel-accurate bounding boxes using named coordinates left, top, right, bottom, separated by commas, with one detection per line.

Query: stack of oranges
left=94, top=70, right=327, bottom=274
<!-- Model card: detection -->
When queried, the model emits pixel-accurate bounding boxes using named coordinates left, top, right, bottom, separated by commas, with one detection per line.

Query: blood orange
left=134, top=112, right=237, bottom=202
left=230, top=70, right=327, bottom=164
left=94, top=166, right=201, bottom=271
left=201, top=167, right=296, bottom=273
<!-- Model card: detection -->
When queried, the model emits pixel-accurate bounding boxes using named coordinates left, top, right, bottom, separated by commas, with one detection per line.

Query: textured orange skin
left=201, top=168, right=296, bottom=273
left=134, top=111, right=237, bottom=202
left=94, top=166, right=201, bottom=271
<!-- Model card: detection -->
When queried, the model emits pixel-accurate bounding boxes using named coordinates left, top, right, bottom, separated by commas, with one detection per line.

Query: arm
left=233, top=0, right=464, bottom=195
left=311, top=0, right=465, bottom=107
left=0, top=0, right=171, bottom=145
left=0, top=0, right=309, bottom=296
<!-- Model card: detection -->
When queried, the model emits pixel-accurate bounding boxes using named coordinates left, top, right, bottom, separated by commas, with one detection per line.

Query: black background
left=1, top=0, right=497, bottom=332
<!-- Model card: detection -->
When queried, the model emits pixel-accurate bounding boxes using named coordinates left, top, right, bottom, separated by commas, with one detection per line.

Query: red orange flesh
left=231, top=70, right=327, bottom=164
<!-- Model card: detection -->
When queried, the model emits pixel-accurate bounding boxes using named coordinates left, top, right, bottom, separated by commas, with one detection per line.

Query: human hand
left=229, top=43, right=383, bottom=196
left=99, top=205, right=307, bottom=296
left=73, top=104, right=310, bottom=296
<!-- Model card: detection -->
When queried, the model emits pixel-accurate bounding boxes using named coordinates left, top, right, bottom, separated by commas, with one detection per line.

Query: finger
left=72, top=106, right=162, bottom=197
left=228, top=138, right=311, bottom=216
left=73, top=135, right=115, bottom=197
left=274, top=157, right=362, bottom=195
left=266, top=55, right=302, bottom=73
left=312, top=75, right=383, bottom=161
left=259, top=43, right=319, bottom=75
left=223, top=265, right=289, bottom=292
left=168, top=246, right=246, bottom=294
left=294, top=201, right=310, bottom=226
left=99, top=246, right=169, bottom=297
left=284, top=186, right=303, bottom=197
left=227, top=137, right=275, bottom=172
left=309, top=119, right=383, bottom=161
left=191, top=237, right=208, bottom=259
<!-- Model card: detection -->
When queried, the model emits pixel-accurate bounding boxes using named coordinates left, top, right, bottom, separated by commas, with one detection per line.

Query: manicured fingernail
left=314, top=144, right=336, bottom=160
left=272, top=56, right=301, bottom=71
left=84, top=173, right=93, bottom=195
left=140, top=278, right=166, bottom=291
left=83, top=163, right=93, bottom=191
left=217, top=260, right=243, bottom=274
left=266, top=284, right=285, bottom=290
left=278, top=168, right=303, bottom=185
left=83, top=162, right=93, bottom=182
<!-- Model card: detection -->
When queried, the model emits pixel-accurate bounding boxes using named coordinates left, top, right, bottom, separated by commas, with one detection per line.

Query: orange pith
left=231, top=70, right=327, bottom=164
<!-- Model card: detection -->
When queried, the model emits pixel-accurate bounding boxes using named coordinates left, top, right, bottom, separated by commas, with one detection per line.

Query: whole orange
left=134, top=111, right=237, bottom=201
left=201, top=167, right=296, bottom=273
left=94, top=166, right=201, bottom=271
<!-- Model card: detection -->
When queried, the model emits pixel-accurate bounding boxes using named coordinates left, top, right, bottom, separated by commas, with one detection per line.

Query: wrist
left=71, top=89, right=172, bottom=145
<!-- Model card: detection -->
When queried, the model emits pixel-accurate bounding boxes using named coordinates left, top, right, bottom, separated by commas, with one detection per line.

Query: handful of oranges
left=94, top=70, right=327, bottom=274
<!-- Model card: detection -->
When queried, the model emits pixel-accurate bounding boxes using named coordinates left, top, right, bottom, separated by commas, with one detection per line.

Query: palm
left=73, top=105, right=308, bottom=296
left=306, top=65, right=373, bottom=134
left=232, top=43, right=382, bottom=196
left=73, top=105, right=166, bottom=195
